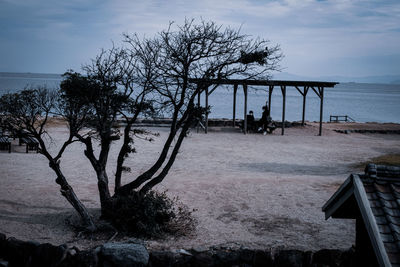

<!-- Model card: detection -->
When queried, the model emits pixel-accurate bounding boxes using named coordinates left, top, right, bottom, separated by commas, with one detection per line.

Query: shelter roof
left=322, top=164, right=400, bottom=267
left=189, top=78, right=338, bottom=88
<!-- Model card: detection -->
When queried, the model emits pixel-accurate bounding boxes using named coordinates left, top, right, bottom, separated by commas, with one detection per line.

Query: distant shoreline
left=1, top=72, right=400, bottom=85
left=0, top=72, right=62, bottom=78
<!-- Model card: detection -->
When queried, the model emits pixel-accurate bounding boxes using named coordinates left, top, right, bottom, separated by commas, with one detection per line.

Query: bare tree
left=0, top=88, right=96, bottom=231
left=116, top=19, right=282, bottom=196
left=61, top=46, right=157, bottom=217
left=0, top=19, right=281, bottom=233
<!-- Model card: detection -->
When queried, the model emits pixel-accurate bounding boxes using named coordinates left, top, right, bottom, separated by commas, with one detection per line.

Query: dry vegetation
left=353, top=154, right=400, bottom=170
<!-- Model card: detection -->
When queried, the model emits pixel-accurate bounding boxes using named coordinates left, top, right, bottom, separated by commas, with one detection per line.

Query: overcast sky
left=1, top=0, right=399, bottom=78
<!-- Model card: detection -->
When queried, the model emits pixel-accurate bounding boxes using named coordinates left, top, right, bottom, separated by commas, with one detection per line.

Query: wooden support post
left=302, top=86, right=309, bottom=126
left=281, top=85, right=286, bottom=135
left=268, top=85, right=273, bottom=117
left=197, top=89, right=201, bottom=133
left=205, top=87, right=209, bottom=134
left=243, top=84, right=248, bottom=134
left=319, top=87, right=324, bottom=136
left=233, top=84, right=238, bottom=127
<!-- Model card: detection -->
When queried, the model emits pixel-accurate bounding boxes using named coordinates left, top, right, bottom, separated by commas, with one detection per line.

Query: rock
left=191, top=252, right=214, bottom=267
left=239, top=248, right=255, bottom=263
left=148, top=251, right=191, bottom=267
left=191, top=246, right=208, bottom=253
left=148, top=251, right=176, bottom=267
left=0, top=259, right=8, bottom=267
left=214, top=249, right=240, bottom=266
left=59, top=249, right=99, bottom=267
left=100, top=242, right=149, bottom=267
left=274, top=250, right=305, bottom=267
left=3, top=237, right=39, bottom=266
left=177, top=249, right=192, bottom=256
left=30, top=243, right=67, bottom=267
left=312, top=249, right=348, bottom=267
left=253, top=249, right=273, bottom=267
left=126, top=238, right=145, bottom=246
left=0, top=234, right=6, bottom=258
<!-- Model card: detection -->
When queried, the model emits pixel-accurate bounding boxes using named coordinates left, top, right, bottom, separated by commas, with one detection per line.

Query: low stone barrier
left=0, top=233, right=355, bottom=266
left=334, top=129, right=400, bottom=134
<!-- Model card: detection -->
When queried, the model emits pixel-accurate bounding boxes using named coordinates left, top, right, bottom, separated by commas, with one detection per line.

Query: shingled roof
left=322, top=164, right=400, bottom=267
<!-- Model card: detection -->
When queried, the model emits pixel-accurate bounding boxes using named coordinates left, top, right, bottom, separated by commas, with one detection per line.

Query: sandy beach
left=1, top=121, right=400, bottom=251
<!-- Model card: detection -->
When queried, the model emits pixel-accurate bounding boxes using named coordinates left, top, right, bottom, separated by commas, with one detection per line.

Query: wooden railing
left=330, top=115, right=355, bottom=123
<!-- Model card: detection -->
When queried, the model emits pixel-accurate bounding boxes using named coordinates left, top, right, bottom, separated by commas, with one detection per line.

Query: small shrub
left=104, top=190, right=195, bottom=238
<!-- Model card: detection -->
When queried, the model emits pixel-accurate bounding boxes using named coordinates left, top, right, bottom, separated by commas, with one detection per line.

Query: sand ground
left=1, top=122, right=400, bottom=251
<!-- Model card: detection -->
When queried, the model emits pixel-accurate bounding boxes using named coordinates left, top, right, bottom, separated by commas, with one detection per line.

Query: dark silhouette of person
left=258, top=104, right=275, bottom=135
left=246, top=110, right=256, bottom=132
left=261, top=105, right=269, bottom=130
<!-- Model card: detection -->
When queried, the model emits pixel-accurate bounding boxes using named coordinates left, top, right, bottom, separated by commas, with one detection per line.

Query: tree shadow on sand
left=0, top=206, right=100, bottom=228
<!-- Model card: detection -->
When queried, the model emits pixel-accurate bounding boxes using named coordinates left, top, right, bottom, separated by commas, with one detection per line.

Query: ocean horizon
left=1, top=72, right=399, bottom=123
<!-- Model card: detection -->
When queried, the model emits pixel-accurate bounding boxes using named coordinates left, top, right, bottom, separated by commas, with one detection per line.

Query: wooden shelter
left=322, top=164, right=400, bottom=266
left=190, top=79, right=338, bottom=135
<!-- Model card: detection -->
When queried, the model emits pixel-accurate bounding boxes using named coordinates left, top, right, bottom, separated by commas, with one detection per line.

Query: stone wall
left=0, top=233, right=356, bottom=267
left=334, top=129, right=400, bottom=134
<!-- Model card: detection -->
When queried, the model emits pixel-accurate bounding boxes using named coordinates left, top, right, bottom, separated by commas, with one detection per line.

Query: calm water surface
left=1, top=72, right=399, bottom=123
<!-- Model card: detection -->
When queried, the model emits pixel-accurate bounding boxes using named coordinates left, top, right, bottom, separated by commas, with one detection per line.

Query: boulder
left=30, top=243, right=67, bottom=267
left=253, top=249, right=273, bottom=267
left=312, top=248, right=355, bottom=267
left=191, top=251, right=214, bottom=267
left=148, top=251, right=176, bottom=267
left=100, top=242, right=149, bottom=267
left=3, top=237, right=39, bottom=266
left=59, top=249, right=99, bottom=267
left=0, top=234, right=6, bottom=257
left=0, top=259, right=8, bottom=267
left=274, top=250, right=307, bottom=267
left=213, top=249, right=240, bottom=266
left=239, top=248, right=254, bottom=264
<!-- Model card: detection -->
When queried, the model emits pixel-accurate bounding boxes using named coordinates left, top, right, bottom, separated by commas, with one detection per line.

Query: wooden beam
left=188, top=78, right=339, bottom=88
left=208, top=84, right=219, bottom=95
left=319, top=86, right=324, bottom=136
left=294, top=86, right=304, bottom=96
left=205, top=87, right=209, bottom=134
left=197, top=90, right=201, bottom=133
left=302, top=86, right=309, bottom=126
left=311, top=86, right=321, bottom=98
left=281, top=85, right=286, bottom=135
left=268, top=85, right=273, bottom=117
left=233, top=84, right=238, bottom=127
left=243, top=84, right=248, bottom=134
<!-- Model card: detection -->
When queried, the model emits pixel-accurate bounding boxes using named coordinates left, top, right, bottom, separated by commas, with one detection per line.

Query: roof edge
left=322, top=175, right=353, bottom=216
left=353, top=175, right=391, bottom=267
left=188, top=78, right=339, bottom=87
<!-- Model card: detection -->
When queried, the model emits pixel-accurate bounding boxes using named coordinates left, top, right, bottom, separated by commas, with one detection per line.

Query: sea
left=1, top=72, right=399, bottom=123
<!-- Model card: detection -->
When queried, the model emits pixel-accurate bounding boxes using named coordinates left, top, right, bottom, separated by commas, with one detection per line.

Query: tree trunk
left=116, top=104, right=193, bottom=196
left=49, top=161, right=96, bottom=232
left=115, top=128, right=177, bottom=196
left=139, top=107, right=194, bottom=195
left=97, top=168, right=112, bottom=216
left=80, top=136, right=112, bottom=215
left=114, top=121, right=133, bottom=192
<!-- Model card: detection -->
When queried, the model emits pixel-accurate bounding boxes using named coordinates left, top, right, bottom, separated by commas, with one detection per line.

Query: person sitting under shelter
left=258, top=104, right=276, bottom=135
left=246, top=110, right=256, bottom=132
